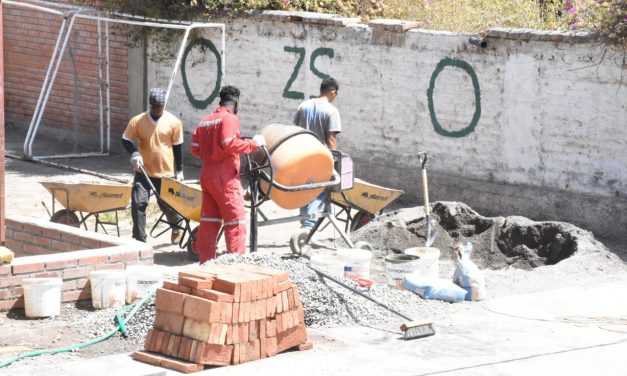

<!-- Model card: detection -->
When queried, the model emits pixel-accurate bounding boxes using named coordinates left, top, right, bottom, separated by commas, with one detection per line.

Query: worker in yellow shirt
left=121, top=88, right=184, bottom=244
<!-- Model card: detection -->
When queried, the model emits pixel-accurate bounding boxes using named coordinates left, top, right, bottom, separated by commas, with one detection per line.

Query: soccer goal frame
left=4, top=0, right=226, bottom=160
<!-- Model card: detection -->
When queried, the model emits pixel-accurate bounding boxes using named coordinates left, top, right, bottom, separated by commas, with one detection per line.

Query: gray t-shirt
left=293, top=98, right=341, bottom=144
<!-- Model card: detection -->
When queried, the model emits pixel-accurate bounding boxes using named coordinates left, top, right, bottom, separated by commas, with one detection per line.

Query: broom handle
left=307, top=265, right=413, bottom=322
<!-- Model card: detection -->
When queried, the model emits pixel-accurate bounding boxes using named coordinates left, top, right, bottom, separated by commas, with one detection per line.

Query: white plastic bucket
left=337, top=248, right=372, bottom=281
left=384, top=254, right=421, bottom=289
left=404, top=247, right=441, bottom=279
left=22, top=278, right=63, bottom=318
left=126, top=266, right=164, bottom=304
left=90, top=270, right=126, bottom=309
left=309, top=253, right=345, bottom=277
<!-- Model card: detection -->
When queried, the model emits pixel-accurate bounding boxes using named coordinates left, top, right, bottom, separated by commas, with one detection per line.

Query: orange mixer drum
left=253, top=124, right=334, bottom=209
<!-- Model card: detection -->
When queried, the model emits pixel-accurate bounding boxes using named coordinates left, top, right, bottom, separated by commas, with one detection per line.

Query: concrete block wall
left=2, top=0, right=129, bottom=146
left=0, top=216, right=154, bottom=311
left=145, top=12, right=626, bottom=240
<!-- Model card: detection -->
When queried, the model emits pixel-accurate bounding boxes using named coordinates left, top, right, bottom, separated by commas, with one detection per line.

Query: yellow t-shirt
left=122, top=111, right=183, bottom=178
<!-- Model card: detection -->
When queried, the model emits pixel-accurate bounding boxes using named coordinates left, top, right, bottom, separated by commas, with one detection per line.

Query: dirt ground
left=1, top=130, right=626, bottom=374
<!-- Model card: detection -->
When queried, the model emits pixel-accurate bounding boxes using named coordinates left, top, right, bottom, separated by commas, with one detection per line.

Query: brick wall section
left=2, top=0, right=129, bottom=145
left=0, top=216, right=154, bottom=311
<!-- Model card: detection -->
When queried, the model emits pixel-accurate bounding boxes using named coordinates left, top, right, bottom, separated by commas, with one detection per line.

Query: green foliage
left=74, top=0, right=626, bottom=48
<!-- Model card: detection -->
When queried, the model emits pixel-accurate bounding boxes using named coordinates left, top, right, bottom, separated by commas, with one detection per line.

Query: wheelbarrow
left=330, top=177, right=404, bottom=233
left=39, top=181, right=132, bottom=236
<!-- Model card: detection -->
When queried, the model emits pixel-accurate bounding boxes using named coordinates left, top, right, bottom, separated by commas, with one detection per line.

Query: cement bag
left=453, top=242, right=486, bottom=301
left=402, top=274, right=466, bottom=303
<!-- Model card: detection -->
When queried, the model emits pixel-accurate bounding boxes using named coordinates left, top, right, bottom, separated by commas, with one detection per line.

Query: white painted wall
left=143, top=14, right=627, bottom=239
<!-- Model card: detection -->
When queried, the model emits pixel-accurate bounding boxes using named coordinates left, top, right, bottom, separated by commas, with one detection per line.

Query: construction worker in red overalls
left=190, top=86, right=265, bottom=264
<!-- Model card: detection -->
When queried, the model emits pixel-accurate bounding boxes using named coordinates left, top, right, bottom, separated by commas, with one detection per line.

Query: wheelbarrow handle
left=138, top=164, right=160, bottom=198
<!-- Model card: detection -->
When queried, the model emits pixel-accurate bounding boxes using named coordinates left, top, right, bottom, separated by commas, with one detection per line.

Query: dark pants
left=131, top=172, right=183, bottom=242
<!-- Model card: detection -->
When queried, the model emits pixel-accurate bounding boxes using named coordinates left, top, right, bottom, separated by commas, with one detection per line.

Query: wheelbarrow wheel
left=186, top=226, right=200, bottom=261
left=50, top=210, right=80, bottom=227
left=290, top=229, right=312, bottom=257
left=350, top=211, right=374, bottom=232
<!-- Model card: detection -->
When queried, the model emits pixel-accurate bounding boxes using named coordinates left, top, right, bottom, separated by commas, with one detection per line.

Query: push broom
left=307, top=264, right=435, bottom=340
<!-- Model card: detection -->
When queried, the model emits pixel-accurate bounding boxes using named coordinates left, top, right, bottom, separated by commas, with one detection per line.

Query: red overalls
left=191, top=107, right=258, bottom=263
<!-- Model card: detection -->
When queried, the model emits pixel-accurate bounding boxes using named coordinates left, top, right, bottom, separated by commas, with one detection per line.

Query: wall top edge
left=244, top=10, right=601, bottom=43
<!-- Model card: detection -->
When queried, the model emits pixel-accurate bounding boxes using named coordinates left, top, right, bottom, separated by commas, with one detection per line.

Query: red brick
left=0, top=276, right=24, bottom=288
left=5, top=239, right=22, bottom=252
left=191, top=288, right=234, bottom=303
left=183, top=294, right=220, bottom=322
left=178, top=270, right=215, bottom=280
left=249, top=320, right=258, bottom=341
left=59, top=233, right=82, bottom=246
left=160, top=354, right=204, bottom=373
left=80, top=238, right=102, bottom=248
left=46, top=258, right=78, bottom=270
left=182, top=319, right=212, bottom=343
left=179, top=276, right=213, bottom=290
left=225, top=301, right=233, bottom=323
left=14, top=231, right=33, bottom=243
left=0, top=288, right=23, bottom=299
left=297, top=341, right=314, bottom=351
left=231, top=323, right=240, bottom=344
left=33, top=271, right=62, bottom=278
left=267, top=296, right=276, bottom=317
left=293, top=288, right=301, bottom=306
left=22, top=243, right=42, bottom=254
left=198, top=343, right=233, bottom=366
left=247, top=339, right=261, bottom=361
left=62, top=289, right=91, bottom=302
left=287, top=288, right=295, bottom=309
left=166, top=334, right=176, bottom=357
left=276, top=324, right=308, bottom=353
left=226, top=325, right=233, bottom=345
left=297, top=304, right=305, bottom=324
left=21, top=223, right=43, bottom=237
left=160, top=333, right=171, bottom=354
left=0, top=297, right=24, bottom=310
left=178, top=337, right=190, bottom=359
left=76, top=278, right=90, bottom=289
left=78, top=255, right=108, bottom=266
left=189, top=340, right=198, bottom=362
left=0, top=264, right=11, bottom=276
left=153, top=310, right=185, bottom=335
left=139, top=248, right=154, bottom=259
left=163, top=281, right=192, bottom=295
left=209, top=323, right=222, bottom=344
left=108, top=251, right=139, bottom=262
left=40, top=228, right=62, bottom=240
left=94, top=263, right=125, bottom=271
left=232, top=344, right=240, bottom=365
left=275, top=280, right=292, bottom=294
left=144, top=329, right=156, bottom=351
left=260, top=337, right=267, bottom=359
left=62, top=280, right=77, bottom=291
left=156, top=288, right=186, bottom=314
left=239, top=341, right=247, bottom=364
left=50, top=239, right=71, bottom=252
left=276, top=313, right=284, bottom=333
left=276, top=292, right=283, bottom=313
left=238, top=323, right=249, bottom=344
left=212, top=276, right=241, bottom=302
left=63, top=266, right=91, bottom=279
left=266, top=319, right=277, bottom=338
left=12, top=262, right=44, bottom=274
left=232, top=303, right=240, bottom=324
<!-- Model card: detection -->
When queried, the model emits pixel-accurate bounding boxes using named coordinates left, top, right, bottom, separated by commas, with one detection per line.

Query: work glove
left=176, top=170, right=184, bottom=182
left=253, top=134, right=266, bottom=148
left=130, top=151, right=143, bottom=170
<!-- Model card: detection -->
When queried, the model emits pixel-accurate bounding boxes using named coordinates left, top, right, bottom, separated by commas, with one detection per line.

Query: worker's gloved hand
left=253, top=134, right=266, bottom=148
left=176, top=170, right=184, bottom=182
left=130, top=151, right=143, bottom=169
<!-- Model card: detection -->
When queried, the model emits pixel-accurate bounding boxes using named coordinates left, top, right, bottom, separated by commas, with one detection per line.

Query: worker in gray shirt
left=293, top=77, right=341, bottom=229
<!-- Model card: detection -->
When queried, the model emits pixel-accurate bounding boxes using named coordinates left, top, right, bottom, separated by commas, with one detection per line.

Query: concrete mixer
left=242, top=124, right=360, bottom=253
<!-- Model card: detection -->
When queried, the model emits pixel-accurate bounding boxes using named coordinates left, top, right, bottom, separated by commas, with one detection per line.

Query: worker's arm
left=326, top=132, right=338, bottom=150
left=121, top=137, right=137, bottom=154
left=173, top=144, right=183, bottom=172
left=220, top=116, right=258, bottom=155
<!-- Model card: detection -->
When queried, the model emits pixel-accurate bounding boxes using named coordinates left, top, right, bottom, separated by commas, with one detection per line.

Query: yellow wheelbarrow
left=330, top=177, right=404, bottom=232
left=39, top=181, right=132, bottom=236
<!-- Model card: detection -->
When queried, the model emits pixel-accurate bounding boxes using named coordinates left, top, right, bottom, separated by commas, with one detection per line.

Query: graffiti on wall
left=283, top=46, right=335, bottom=100
left=180, top=38, right=222, bottom=110
left=427, top=57, right=481, bottom=138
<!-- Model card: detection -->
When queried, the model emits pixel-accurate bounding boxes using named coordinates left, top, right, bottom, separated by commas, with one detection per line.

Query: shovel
left=417, top=151, right=437, bottom=247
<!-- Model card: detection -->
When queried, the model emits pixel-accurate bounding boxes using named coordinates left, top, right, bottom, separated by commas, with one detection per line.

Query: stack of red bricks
left=133, top=264, right=311, bottom=373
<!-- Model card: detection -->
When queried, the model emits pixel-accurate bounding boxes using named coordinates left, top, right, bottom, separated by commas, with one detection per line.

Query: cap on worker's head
left=149, top=88, right=166, bottom=107
left=219, top=85, right=240, bottom=105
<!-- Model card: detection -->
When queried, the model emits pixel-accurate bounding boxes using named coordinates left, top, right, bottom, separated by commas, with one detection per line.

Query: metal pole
left=164, top=25, right=192, bottom=108
left=0, top=1, right=6, bottom=245
left=105, top=20, right=111, bottom=153
left=97, top=19, right=104, bottom=153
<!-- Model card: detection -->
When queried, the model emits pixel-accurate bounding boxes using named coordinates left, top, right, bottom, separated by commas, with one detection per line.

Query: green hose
left=0, top=290, right=155, bottom=368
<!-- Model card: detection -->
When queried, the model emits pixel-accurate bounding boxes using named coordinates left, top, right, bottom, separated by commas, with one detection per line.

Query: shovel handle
left=418, top=152, right=430, bottom=216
